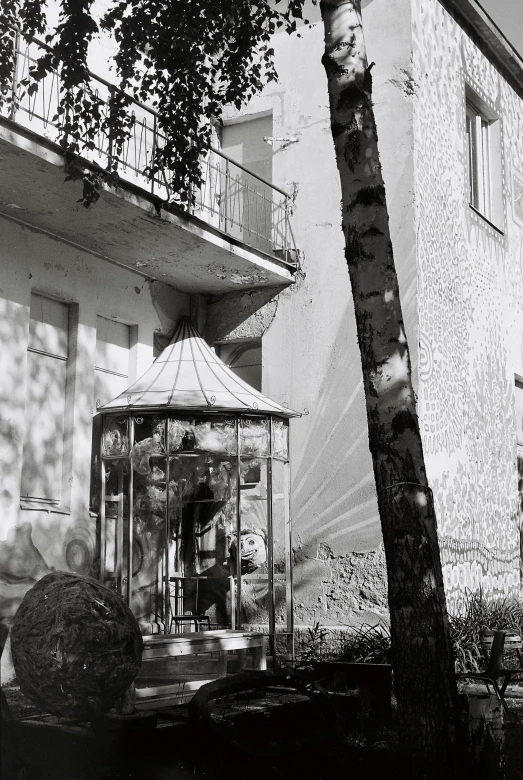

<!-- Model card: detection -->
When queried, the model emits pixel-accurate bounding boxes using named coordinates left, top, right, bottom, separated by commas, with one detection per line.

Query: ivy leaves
left=1, top=0, right=311, bottom=208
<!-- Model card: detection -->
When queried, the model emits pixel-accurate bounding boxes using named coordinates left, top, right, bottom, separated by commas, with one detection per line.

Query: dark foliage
left=450, top=590, right=523, bottom=674
left=339, top=622, right=392, bottom=665
left=294, top=591, right=523, bottom=676
left=339, top=592, right=523, bottom=675
left=0, top=0, right=314, bottom=205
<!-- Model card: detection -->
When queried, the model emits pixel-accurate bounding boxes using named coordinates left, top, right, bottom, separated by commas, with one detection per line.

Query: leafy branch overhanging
left=0, top=0, right=312, bottom=206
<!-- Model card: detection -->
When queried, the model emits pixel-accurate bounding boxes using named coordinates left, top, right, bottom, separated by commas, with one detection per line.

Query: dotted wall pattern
left=412, top=0, right=523, bottom=611
left=515, top=174, right=523, bottom=226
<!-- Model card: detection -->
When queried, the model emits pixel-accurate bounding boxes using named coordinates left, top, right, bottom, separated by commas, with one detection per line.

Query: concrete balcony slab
left=0, top=121, right=295, bottom=295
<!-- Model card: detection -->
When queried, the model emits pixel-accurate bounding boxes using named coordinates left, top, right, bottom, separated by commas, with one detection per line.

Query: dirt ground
left=2, top=683, right=401, bottom=780
left=4, top=684, right=523, bottom=780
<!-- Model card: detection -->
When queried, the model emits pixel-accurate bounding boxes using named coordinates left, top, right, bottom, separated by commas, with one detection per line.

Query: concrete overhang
left=441, top=0, right=523, bottom=99
left=0, top=119, right=295, bottom=294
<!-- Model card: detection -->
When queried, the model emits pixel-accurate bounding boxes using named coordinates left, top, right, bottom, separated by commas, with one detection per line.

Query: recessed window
left=465, top=86, right=503, bottom=231
left=94, top=316, right=131, bottom=409
left=466, top=103, right=491, bottom=216
left=21, top=294, right=70, bottom=505
left=216, top=339, right=262, bottom=391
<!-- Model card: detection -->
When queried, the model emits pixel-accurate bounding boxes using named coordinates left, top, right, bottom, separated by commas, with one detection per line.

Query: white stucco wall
left=216, top=0, right=523, bottom=624
left=4, top=0, right=521, bottom=649
left=412, top=0, right=523, bottom=611
left=214, top=0, right=418, bottom=625
left=0, top=216, right=188, bottom=679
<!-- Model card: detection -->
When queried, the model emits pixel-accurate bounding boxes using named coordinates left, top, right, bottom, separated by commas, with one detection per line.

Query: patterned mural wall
left=412, top=0, right=523, bottom=611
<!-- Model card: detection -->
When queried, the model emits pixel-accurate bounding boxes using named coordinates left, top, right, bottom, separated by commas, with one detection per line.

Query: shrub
left=295, top=622, right=330, bottom=664
left=294, top=591, right=523, bottom=673
left=337, top=622, right=392, bottom=665
left=450, top=590, right=523, bottom=674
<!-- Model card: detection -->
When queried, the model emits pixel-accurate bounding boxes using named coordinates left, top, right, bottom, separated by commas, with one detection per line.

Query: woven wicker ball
left=11, top=571, right=143, bottom=719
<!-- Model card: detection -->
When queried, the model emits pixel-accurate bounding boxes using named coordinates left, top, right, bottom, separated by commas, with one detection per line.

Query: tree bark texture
left=320, top=0, right=459, bottom=772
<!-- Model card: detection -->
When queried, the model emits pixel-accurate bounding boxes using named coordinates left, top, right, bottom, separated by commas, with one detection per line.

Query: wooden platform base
left=135, top=630, right=267, bottom=708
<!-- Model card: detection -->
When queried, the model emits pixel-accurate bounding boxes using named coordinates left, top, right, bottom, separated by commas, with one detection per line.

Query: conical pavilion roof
left=100, top=317, right=300, bottom=417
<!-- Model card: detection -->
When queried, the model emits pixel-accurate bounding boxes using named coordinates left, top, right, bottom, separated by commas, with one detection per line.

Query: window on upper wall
left=20, top=293, right=70, bottom=506
left=216, top=339, right=262, bottom=392
left=94, top=316, right=132, bottom=410
left=89, top=317, right=132, bottom=516
left=465, top=86, right=503, bottom=231
left=466, top=103, right=490, bottom=215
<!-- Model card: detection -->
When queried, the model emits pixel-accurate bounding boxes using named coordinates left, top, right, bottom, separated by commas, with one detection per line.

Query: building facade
left=217, top=0, right=523, bottom=622
left=413, top=0, right=523, bottom=611
left=1, top=0, right=523, bottom=680
left=0, top=19, right=297, bottom=679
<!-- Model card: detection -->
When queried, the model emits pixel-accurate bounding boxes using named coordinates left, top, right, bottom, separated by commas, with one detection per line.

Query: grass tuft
left=295, top=590, right=523, bottom=673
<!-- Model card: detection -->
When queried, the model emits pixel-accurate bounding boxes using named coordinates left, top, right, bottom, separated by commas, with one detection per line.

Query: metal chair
left=456, top=629, right=516, bottom=717
left=169, top=614, right=211, bottom=633
left=167, top=574, right=214, bottom=633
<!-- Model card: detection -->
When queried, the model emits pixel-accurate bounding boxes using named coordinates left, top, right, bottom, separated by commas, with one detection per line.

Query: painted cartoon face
left=229, top=530, right=267, bottom=574
left=240, top=533, right=267, bottom=567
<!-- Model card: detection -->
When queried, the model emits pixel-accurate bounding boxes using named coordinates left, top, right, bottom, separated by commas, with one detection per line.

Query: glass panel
left=101, top=415, right=129, bottom=456
left=240, top=456, right=267, bottom=499
left=193, top=417, right=237, bottom=455
left=130, top=415, right=165, bottom=475
left=234, top=461, right=270, bottom=630
left=102, top=461, right=129, bottom=590
left=272, top=458, right=291, bottom=636
left=240, top=417, right=269, bottom=456
left=132, top=455, right=168, bottom=633
left=466, top=108, right=478, bottom=208
left=133, top=456, right=168, bottom=528
left=168, top=454, right=236, bottom=503
left=481, top=118, right=491, bottom=218
left=103, top=515, right=118, bottom=581
left=220, top=115, right=273, bottom=252
left=167, top=417, right=194, bottom=452
left=94, top=318, right=130, bottom=408
left=165, top=454, right=239, bottom=631
left=175, top=498, right=232, bottom=628
left=89, top=415, right=102, bottom=517
left=130, top=522, right=166, bottom=633
left=205, top=457, right=236, bottom=502
left=271, top=418, right=289, bottom=460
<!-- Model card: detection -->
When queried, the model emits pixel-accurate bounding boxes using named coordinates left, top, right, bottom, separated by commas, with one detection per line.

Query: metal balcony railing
left=1, top=31, right=297, bottom=267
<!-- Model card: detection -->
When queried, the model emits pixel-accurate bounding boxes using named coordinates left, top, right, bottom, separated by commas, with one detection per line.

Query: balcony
left=0, top=32, right=297, bottom=293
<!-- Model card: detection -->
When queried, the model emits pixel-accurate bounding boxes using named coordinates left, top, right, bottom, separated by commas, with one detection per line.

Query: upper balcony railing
left=1, top=31, right=297, bottom=268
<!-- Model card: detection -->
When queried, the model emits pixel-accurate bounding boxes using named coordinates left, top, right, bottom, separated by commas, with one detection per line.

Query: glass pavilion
left=93, top=317, right=299, bottom=662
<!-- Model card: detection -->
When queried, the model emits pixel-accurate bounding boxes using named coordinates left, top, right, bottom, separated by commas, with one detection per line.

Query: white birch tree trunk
left=320, top=0, right=459, bottom=772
